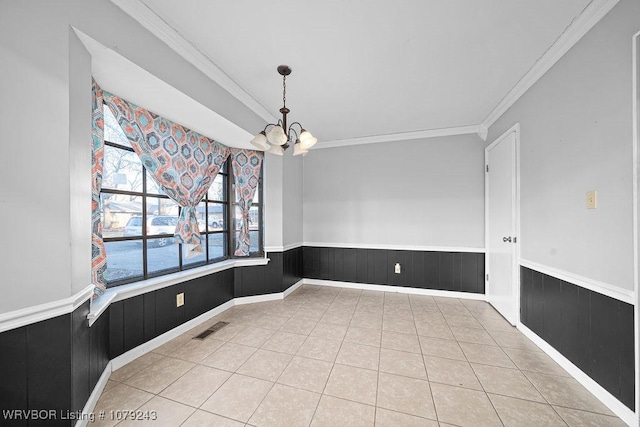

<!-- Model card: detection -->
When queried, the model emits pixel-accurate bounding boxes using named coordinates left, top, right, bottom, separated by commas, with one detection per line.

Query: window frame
left=100, top=105, right=263, bottom=288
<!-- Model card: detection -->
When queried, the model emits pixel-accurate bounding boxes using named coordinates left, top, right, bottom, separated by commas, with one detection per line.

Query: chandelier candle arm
left=250, top=65, right=316, bottom=155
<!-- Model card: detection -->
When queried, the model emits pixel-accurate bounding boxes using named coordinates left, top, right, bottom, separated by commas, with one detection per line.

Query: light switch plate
left=176, top=293, right=184, bottom=307
left=587, top=190, right=597, bottom=209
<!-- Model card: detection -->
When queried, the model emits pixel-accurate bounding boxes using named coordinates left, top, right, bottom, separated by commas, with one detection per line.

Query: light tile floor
left=91, top=285, right=627, bottom=426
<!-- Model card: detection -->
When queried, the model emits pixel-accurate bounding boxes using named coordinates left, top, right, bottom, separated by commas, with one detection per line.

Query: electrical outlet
left=586, top=190, right=597, bottom=209
left=394, top=263, right=401, bottom=274
left=176, top=293, right=184, bottom=307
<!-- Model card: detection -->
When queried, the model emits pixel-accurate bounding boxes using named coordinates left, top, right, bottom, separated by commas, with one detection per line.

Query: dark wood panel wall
left=303, top=246, right=485, bottom=294
left=0, top=300, right=110, bottom=426
left=110, top=268, right=234, bottom=359
left=520, top=266, right=635, bottom=410
left=233, top=247, right=304, bottom=298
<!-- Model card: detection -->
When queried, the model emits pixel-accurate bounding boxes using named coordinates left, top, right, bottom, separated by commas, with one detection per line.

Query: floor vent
left=193, top=321, right=229, bottom=340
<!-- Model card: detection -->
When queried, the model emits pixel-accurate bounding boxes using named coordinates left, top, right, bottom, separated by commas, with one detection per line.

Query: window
left=100, top=105, right=263, bottom=287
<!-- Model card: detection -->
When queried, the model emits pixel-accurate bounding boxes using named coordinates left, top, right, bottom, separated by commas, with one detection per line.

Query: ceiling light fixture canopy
left=250, top=65, right=317, bottom=156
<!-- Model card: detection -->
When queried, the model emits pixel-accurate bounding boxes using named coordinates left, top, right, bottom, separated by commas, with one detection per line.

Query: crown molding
left=481, top=0, right=621, bottom=130
left=314, top=125, right=482, bottom=150
left=109, top=0, right=276, bottom=124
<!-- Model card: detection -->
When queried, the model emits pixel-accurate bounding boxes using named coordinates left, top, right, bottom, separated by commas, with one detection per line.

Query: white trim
left=485, top=123, right=521, bottom=326
left=76, top=361, right=113, bottom=427
left=283, top=280, right=304, bottom=298
left=481, top=0, right=621, bottom=130
left=302, top=242, right=485, bottom=253
left=87, top=257, right=269, bottom=326
left=108, top=0, right=275, bottom=124
left=264, top=243, right=303, bottom=253
left=283, top=242, right=303, bottom=252
left=631, top=29, right=640, bottom=421
left=477, top=124, right=489, bottom=142
left=519, top=259, right=635, bottom=305
left=111, top=299, right=235, bottom=371
left=0, top=284, right=94, bottom=334
left=518, top=323, right=636, bottom=427
left=303, top=279, right=486, bottom=301
left=234, top=293, right=283, bottom=305
left=313, top=125, right=481, bottom=150
left=235, top=279, right=304, bottom=305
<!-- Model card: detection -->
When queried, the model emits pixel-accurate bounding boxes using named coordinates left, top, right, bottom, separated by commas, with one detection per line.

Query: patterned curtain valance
left=102, top=91, right=230, bottom=258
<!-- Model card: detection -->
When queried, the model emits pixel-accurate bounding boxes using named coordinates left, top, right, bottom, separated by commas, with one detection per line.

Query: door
left=486, top=126, right=518, bottom=325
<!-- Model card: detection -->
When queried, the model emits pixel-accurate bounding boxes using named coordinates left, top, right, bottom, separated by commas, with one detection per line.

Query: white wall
left=264, top=155, right=284, bottom=250
left=303, top=135, right=485, bottom=248
left=0, top=0, right=265, bottom=314
left=486, top=0, right=639, bottom=292
left=283, top=153, right=303, bottom=247
left=68, top=30, right=93, bottom=296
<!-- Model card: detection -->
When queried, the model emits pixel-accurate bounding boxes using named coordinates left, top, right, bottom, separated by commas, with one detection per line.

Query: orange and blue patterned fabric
left=103, top=92, right=230, bottom=258
left=91, top=79, right=107, bottom=297
left=231, top=148, right=263, bottom=256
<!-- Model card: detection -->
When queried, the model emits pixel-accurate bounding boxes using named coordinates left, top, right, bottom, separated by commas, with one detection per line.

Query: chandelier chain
left=282, top=75, right=287, bottom=108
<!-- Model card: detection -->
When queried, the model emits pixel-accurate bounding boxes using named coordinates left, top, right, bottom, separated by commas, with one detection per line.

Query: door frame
left=484, top=123, right=521, bottom=325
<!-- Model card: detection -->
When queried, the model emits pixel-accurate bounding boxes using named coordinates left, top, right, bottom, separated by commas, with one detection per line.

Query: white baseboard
left=234, top=293, right=283, bottom=305
left=518, top=323, right=636, bottom=427
left=75, top=360, right=112, bottom=427
left=283, top=280, right=304, bottom=297
left=303, top=278, right=486, bottom=301
left=110, top=299, right=234, bottom=371
left=234, top=279, right=304, bottom=305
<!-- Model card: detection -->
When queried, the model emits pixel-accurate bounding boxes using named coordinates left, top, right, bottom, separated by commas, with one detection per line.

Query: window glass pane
left=103, top=145, right=142, bottom=192
left=249, top=205, right=260, bottom=230
left=233, top=205, right=241, bottom=231
left=249, top=230, right=260, bottom=253
left=183, top=236, right=206, bottom=267
left=208, top=232, right=227, bottom=261
left=105, top=240, right=143, bottom=284
left=234, top=230, right=260, bottom=254
left=195, top=201, right=207, bottom=234
left=233, top=205, right=260, bottom=231
left=207, top=203, right=226, bottom=231
left=102, top=195, right=142, bottom=238
left=147, top=197, right=179, bottom=218
left=103, top=105, right=131, bottom=147
left=207, top=174, right=226, bottom=202
left=147, top=238, right=179, bottom=275
left=252, top=189, right=259, bottom=204
left=146, top=172, right=167, bottom=196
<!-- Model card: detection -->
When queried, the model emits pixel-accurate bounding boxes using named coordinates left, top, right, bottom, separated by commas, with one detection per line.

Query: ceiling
left=115, top=0, right=600, bottom=147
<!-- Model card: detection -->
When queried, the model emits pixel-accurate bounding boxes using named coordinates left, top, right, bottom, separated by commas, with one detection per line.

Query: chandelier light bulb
left=266, top=125, right=288, bottom=146
left=268, top=144, right=285, bottom=156
left=249, top=131, right=269, bottom=150
left=300, top=132, right=318, bottom=149
left=292, top=140, right=308, bottom=156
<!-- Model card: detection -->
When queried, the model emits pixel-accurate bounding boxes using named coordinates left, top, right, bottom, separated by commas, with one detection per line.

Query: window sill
left=88, top=256, right=269, bottom=326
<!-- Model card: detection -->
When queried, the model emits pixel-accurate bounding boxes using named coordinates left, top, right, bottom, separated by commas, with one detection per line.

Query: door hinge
left=486, top=274, right=489, bottom=281
left=486, top=165, right=489, bottom=172
left=513, top=237, right=517, bottom=243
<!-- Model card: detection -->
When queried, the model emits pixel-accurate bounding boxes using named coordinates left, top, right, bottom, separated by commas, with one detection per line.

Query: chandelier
left=249, top=65, right=317, bottom=156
